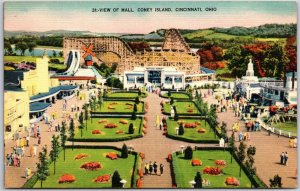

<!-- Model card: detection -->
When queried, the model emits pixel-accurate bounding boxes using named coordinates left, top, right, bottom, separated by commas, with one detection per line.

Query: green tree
left=237, top=141, right=247, bottom=177
left=4, top=39, right=13, bottom=55
left=194, top=171, right=202, bottom=188
left=133, top=104, right=138, bottom=113
left=170, top=97, right=174, bottom=105
left=228, top=131, right=237, bottom=164
left=178, top=123, right=184, bottom=135
left=131, top=112, right=137, bottom=120
left=111, top=170, right=122, bottom=188
left=52, top=50, right=57, bottom=57
left=69, top=119, right=75, bottom=150
left=59, top=51, right=63, bottom=57
left=15, top=42, right=28, bottom=56
left=246, top=145, right=256, bottom=187
left=128, top=123, right=134, bottom=134
left=184, top=146, right=193, bottom=159
left=220, top=122, right=227, bottom=139
left=111, top=63, right=118, bottom=73
left=27, top=42, right=37, bottom=56
left=121, top=144, right=128, bottom=158
left=135, top=96, right=140, bottom=104
left=60, top=122, right=67, bottom=161
left=269, top=174, right=282, bottom=188
left=83, top=104, right=89, bottom=131
left=49, top=135, right=60, bottom=175
left=78, top=111, right=84, bottom=137
left=36, top=145, right=50, bottom=188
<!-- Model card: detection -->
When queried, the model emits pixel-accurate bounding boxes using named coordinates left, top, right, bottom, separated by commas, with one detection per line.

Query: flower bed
left=125, top=103, right=133, bottom=106
left=191, top=159, right=202, bottom=166
left=116, top=130, right=124, bottom=134
left=225, top=177, right=240, bottom=186
left=187, top=109, right=194, bottom=113
left=119, top=120, right=128, bottom=124
left=139, top=152, right=145, bottom=160
left=93, top=174, right=111, bottom=183
left=203, top=166, right=222, bottom=175
left=74, top=154, right=88, bottom=160
left=98, top=119, right=108, bottom=124
left=136, top=178, right=143, bottom=188
left=58, top=174, right=76, bottom=184
left=104, top=123, right=117, bottom=128
left=106, top=152, right=118, bottom=160
left=215, top=160, right=226, bottom=166
left=108, top=105, right=116, bottom=109
left=80, top=162, right=102, bottom=171
left=92, top=130, right=102, bottom=134
left=197, top=128, right=206, bottom=133
left=184, top=123, right=197, bottom=128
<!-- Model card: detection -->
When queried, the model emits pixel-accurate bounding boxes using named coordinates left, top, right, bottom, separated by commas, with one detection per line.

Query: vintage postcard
left=3, top=0, right=297, bottom=189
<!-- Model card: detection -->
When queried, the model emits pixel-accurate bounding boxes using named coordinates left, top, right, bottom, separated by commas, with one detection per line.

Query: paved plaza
left=4, top=89, right=298, bottom=188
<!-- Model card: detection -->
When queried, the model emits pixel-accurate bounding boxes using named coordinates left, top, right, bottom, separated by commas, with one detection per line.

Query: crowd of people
left=144, top=162, right=164, bottom=176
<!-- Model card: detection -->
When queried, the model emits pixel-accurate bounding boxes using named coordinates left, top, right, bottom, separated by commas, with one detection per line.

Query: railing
left=256, top=118, right=297, bottom=138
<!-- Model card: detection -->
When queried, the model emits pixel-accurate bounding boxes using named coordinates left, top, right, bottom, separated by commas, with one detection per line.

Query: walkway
left=201, top=89, right=298, bottom=188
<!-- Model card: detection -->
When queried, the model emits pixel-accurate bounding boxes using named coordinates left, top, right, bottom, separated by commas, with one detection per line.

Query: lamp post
left=189, top=180, right=196, bottom=188
left=180, top=145, right=185, bottom=155
left=175, top=127, right=179, bottom=135
left=120, top=179, right=127, bottom=188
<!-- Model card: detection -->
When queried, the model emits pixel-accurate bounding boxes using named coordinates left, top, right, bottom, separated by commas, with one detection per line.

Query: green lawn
left=49, top=63, right=67, bottom=70
left=33, top=148, right=136, bottom=188
left=74, top=117, right=143, bottom=140
left=183, top=29, right=215, bottom=39
left=272, top=121, right=297, bottom=137
left=4, top=56, right=64, bottom=63
left=173, top=150, right=252, bottom=188
left=107, top=92, right=147, bottom=98
left=163, top=101, right=200, bottom=115
left=167, top=118, right=217, bottom=142
left=96, top=101, right=144, bottom=113
left=162, top=92, right=190, bottom=99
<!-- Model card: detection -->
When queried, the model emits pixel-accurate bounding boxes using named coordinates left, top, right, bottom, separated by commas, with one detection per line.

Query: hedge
left=91, top=101, right=145, bottom=115
left=22, top=145, right=139, bottom=188
left=166, top=133, right=219, bottom=144
left=160, top=91, right=191, bottom=100
left=162, top=100, right=203, bottom=116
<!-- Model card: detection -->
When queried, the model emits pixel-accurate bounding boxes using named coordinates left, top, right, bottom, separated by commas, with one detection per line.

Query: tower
left=246, top=58, right=254, bottom=77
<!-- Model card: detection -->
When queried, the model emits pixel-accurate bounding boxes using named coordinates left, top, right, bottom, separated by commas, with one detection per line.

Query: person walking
left=149, top=162, right=153, bottom=175
left=38, top=135, right=41, bottom=145
left=33, top=145, right=37, bottom=157
left=26, top=135, right=30, bottom=147
left=153, top=162, right=158, bottom=175
left=284, top=152, right=289, bottom=166
left=25, top=168, right=28, bottom=180
left=280, top=152, right=285, bottom=165
left=144, top=163, right=149, bottom=175
left=160, top=163, right=164, bottom=176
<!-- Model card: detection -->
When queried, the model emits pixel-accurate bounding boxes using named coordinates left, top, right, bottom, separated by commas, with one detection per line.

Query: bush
left=111, top=170, right=123, bottom=188
left=131, top=112, right=137, bottom=120
left=170, top=97, right=174, bottom=105
left=269, top=174, right=282, bottom=188
left=121, top=144, right=128, bottom=158
left=168, top=90, right=171, bottom=97
left=138, top=89, right=142, bottom=96
left=194, top=172, right=202, bottom=188
left=174, top=113, right=179, bottom=121
left=133, top=104, right=138, bottom=112
left=178, top=123, right=184, bottom=135
left=135, top=96, right=140, bottom=104
left=128, top=123, right=134, bottom=134
left=184, top=146, right=193, bottom=159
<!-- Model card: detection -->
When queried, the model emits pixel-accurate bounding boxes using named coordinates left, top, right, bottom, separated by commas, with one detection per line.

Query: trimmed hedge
left=160, top=91, right=191, bottom=100
left=22, top=145, right=139, bottom=188
left=105, top=91, right=148, bottom=99
left=166, top=133, right=219, bottom=144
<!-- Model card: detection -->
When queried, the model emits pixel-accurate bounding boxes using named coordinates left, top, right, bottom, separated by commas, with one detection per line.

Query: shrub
left=138, top=89, right=142, bottom=96
left=121, top=144, right=128, bottom=158
left=269, top=174, right=282, bottom=188
left=178, top=123, right=184, bottom=135
left=112, top=170, right=122, bottom=188
left=58, top=174, right=76, bottom=184
left=184, top=146, right=193, bottom=159
left=133, top=104, right=138, bottom=112
left=94, top=174, right=111, bottom=183
left=174, top=113, right=179, bottom=121
left=168, top=90, right=171, bottom=97
left=194, top=172, right=202, bottom=188
left=170, top=97, right=174, bottom=105
left=135, top=96, right=140, bottom=104
left=80, top=162, right=102, bottom=170
left=128, top=123, right=134, bottom=134
left=131, top=112, right=137, bottom=120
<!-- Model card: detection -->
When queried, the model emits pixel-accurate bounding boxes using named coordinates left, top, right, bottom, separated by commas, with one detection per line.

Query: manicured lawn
left=162, top=92, right=190, bottom=99
left=107, top=92, right=147, bottom=98
left=74, top=117, right=143, bottom=140
left=173, top=150, right=252, bottom=188
left=272, top=121, right=297, bottom=137
left=163, top=101, right=200, bottom=115
left=95, top=101, right=144, bottom=113
left=33, top=148, right=136, bottom=188
left=167, top=118, right=217, bottom=142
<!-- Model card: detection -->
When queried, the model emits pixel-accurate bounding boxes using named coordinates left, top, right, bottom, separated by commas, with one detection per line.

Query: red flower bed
left=92, top=130, right=102, bottom=134
left=119, top=120, right=128, bottom=124
left=110, top=102, right=118, bottom=105
left=215, top=160, right=226, bottom=166
left=81, top=162, right=102, bottom=170
left=106, top=152, right=118, bottom=160
left=187, top=109, right=194, bottom=113
left=125, top=103, right=133, bottom=106
left=136, top=178, right=143, bottom=188
left=98, top=119, right=108, bottom=124
left=191, top=159, right=202, bottom=166
left=184, top=123, right=197, bottom=128
left=197, top=128, right=206, bottom=133
left=94, top=174, right=111, bottom=183
left=138, top=168, right=143, bottom=177
left=139, top=152, right=145, bottom=160
left=74, top=154, right=88, bottom=160
left=225, top=177, right=240, bottom=186
left=59, top=174, right=76, bottom=184
left=105, top=123, right=117, bottom=128
left=108, top=105, right=116, bottom=109
left=203, top=166, right=222, bottom=175
left=116, top=130, right=124, bottom=134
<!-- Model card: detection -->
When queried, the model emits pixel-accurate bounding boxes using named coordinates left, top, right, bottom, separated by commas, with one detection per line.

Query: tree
left=228, top=131, right=237, bottom=164
left=59, top=51, right=63, bottom=57
left=135, top=96, right=140, bottom=104
left=60, top=122, right=67, bottom=161
left=174, top=112, right=179, bottom=121
left=269, top=174, right=282, bottom=188
left=4, top=39, right=13, bottom=56
left=220, top=122, right=227, bottom=139
left=128, top=123, right=134, bottom=134
left=133, top=104, right=138, bottom=113
left=168, top=90, right=171, bottom=97
left=184, top=146, right=193, bottom=159
left=49, top=135, right=60, bottom=175
left=69, top=119, right=75, bottom=150
left=111, top=170, right=123, bottom=188
left=237, top=141, right=247, bottom=177
left=52, top=50, right=57, bottom=57
left=15, top=42, right=28, bottom=56
left=131, top=112, right=137, bottom=120
left=138, top=89, right=142, bottom=96
left=170, top=97, right=174, bottom=105
left=83, top=104, right=89, bottom=131
left=111, top=63, right=118, bottom=73
left=178, top=123, right=184, bottom=135
left=194, top=171, right=202, bottom=188
left=246, top=145, right=256, bottom=187
left=27, top=42, right=37, bottom=56
left=78, top=111, right=84, bottom=137
left=121, top=144, right=128, bottom=158
left=36, top=146, right=50, bottom=188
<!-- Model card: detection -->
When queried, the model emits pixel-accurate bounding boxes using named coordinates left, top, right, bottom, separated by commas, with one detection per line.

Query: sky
left=4, top=1, right=297, bottom=34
